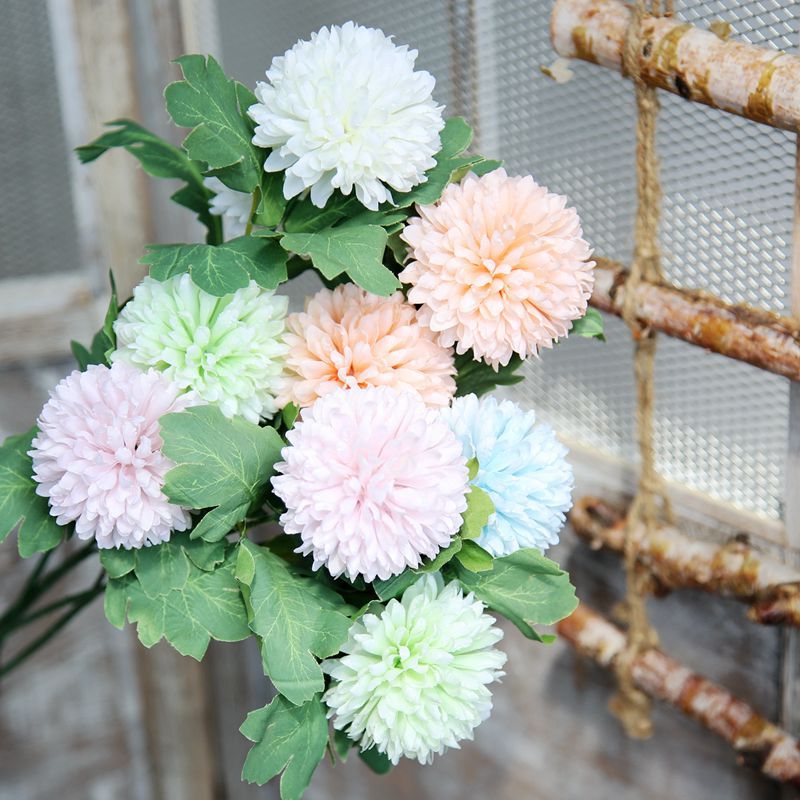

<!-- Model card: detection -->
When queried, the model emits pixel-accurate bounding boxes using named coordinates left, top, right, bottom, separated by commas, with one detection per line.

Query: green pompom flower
left=112, top=274, right=288, bottom=423
left=322, top=574, right=506, bottom=764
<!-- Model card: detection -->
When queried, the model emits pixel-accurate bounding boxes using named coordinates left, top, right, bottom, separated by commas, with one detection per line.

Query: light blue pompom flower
left=443, top=394, right=573, bottom=557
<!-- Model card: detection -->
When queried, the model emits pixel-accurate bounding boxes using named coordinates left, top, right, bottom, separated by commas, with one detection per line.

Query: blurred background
left=1, top=1, right=798, bottom=798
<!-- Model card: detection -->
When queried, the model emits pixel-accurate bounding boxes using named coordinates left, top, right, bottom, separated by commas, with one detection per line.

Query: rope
left=609, top=0, right=674, bottom=740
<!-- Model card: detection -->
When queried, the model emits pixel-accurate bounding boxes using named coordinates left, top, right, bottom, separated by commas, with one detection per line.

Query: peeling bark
left=558, top=604, right=800, bottom=785
left=550, top=0, right=800, bottom=131
left=591, top=259, right=800, bottom=382
left=571, top=496, right=800, bottom=626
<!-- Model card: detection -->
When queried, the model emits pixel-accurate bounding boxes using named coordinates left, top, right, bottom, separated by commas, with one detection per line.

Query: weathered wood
left=571, top=496, right=800, bottom=626
left=558, top=603, right=800, bottom=786
left=550, top=0, right=800, bottom=131
left=590, top=259, right=800, bottom=382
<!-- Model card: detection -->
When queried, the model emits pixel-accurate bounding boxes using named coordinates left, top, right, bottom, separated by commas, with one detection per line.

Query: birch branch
left=590, top=259, right=800, bottom=382
left=550, top=0, right=800, bottom=131
left=558, top=604, right=800, bottom=785
left=571, top=496, right=800, bottom=626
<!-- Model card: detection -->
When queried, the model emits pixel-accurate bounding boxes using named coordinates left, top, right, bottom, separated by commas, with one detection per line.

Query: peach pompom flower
left=400, top=168, right=595, bottom=368
left=271, top=385, right=469, bottom=582
left=278, top=284, right=456, bottom=409
left=30, top=363, right=198, bottom=549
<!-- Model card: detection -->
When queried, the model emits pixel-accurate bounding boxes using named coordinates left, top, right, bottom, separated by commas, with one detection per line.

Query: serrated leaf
left=236, top=540, right=352, bottom=705
left=71, top=276, right=119, bottom=370
left=254, top=170, right=287, bottom=227
left=100, top=547, right=136, bottom=579
left=455, top=540, right=494, bottom=572
left=569, top=307, right=606, bottom=341
left=283, top=193, right=363, bottom=233
left=372, top=570, right=418, bottom=601
left=333, top=728, right=353, bottom=762
left=470, top=158, right=504, bottom=176
left=181, top=536, right=227, bottom=571
left=161, top=406, right=284, bottom=542
left=76, top=119, right=219, bottom=240
left=240, top=694, right=328, bottom=798
left=141, top=236, right=287, bottom=295
left=453, top=548, right=578, bottom=641
left=392, top=117, right=481, bottom=208
left=454, top=351, right=525, bottom=398
left=0, top=428, right=66, bottom=557
left=280, top=225, right=399, bottom=296
left=134, top=538, right=191, bottom=597
left=359, top=747, right=393, bottom=775
left=282, top=402, right=300, bottom=430
left=460, top=484, right=494, bottom=540
left=165, top=54, right=261, bottom=192
left=104, top=575, right=130, bottom=628
left=110, top=545, right=249, bottom=659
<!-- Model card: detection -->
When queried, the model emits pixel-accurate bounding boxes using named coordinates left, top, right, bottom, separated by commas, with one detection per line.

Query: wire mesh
left=215, top=0, right=795, bottom=523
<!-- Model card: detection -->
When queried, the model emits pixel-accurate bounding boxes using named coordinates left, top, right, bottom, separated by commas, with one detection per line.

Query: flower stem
left=0, top=574, right=104, bottom=679
left=244, top=187, right=261, bottom=237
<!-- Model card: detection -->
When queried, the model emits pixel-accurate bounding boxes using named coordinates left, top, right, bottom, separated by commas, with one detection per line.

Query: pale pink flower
left=400, top=168, right=595, bottom=368
left=30, top=363, right=198, bottom=549
left=272, top=386, right=469, bottom=582
left=278, top=284, right=456, bottom=409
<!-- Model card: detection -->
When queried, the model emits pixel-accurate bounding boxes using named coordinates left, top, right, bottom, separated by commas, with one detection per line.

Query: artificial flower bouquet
left=0, top=22, right=603, bottom=798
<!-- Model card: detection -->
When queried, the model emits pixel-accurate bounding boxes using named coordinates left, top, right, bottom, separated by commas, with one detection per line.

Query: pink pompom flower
left=400, top=168, right=595, bottom=368
left=278, top=284, right=456, bottom=409
left=271, top=385, right=469, bottom=582
left=30, top=362, right=198, bottom=549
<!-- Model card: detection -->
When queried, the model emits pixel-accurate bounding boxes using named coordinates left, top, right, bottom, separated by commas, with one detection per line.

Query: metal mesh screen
left=0, top=0, right=80, bottom=280
left=216, top=0, right=795, bottom=523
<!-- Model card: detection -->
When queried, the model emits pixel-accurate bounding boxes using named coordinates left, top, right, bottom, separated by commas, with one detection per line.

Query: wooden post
left=550, top=0, right=800, bottom=131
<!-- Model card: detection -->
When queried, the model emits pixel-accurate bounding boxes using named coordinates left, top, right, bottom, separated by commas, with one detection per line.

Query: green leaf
left=141, top=236, right=287, bottom=296
left=455, top=540, right=494, bottom=572
left=71, top=275, right=119, bottom=370
left=569, top=307, right=606, bottom=341
left=453, top=549, right=578, bottom=641
left=470, top=158, right=504, bottom=176
left=160, top=406, right=284, bottom=542
left=240, top=694, right=328, bottom=798
left=0, top=428, right=66, bottom=557
left=165, top=54, right=261, bottom=193
left=333, top=728, right=354, bottom=762
left=254, top=170, right=287, bottom=227
left=110, top=544, right=249, bottom=659
left=460, top=484, right=494, bottom=540
left=236, top=540, right=352, bottom=705
left=181, top=536, right=227, bottom=571
left=372, top=570, right=418, bottom=601
left=282, top=402, right=300, bottom=430
left=359, top=747, right=393, bottom=775
left=454, top=351, right=525, bottom=398
left=283, top=193, right=363, bottom=233
left=416, top=537, right=462, bottom=573
left=75, top=119, right=219, bottom=240
left=280, top=225, right=399, bottom=296
left=100, top=547, right=136, bottom=579
left=392, top=118, right=482, bottom=208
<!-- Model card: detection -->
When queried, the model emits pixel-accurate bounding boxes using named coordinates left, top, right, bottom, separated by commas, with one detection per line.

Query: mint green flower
left=322, top=574, right=506, bottom=764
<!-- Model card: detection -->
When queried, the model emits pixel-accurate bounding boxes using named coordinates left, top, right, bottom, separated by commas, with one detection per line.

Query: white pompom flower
left=271, top=385, right=469, bottom=582
left=203, top=177, right=252, bottom=238
left=323, top=573, right=507, bottom=764
left=113, top=274, right=288, bottom=423
left=30, top=362, right=197, bottom=549
left=248, top=22, right=445, bottom=210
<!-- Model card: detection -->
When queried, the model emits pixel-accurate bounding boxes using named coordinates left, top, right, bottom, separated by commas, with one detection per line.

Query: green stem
left=244, top=187, right=261, bottom=236
left=11, top=583, right=104, bottom=629
left=0, top=574, right=104, bottom=679
left=0, top=542, right=96, bottom=636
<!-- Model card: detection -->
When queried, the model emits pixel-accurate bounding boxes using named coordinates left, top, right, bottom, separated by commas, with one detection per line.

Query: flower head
left=30, top=363, right=196, bottom=549
left=271, top=386, right=468, bottom=581
left=113, top=274, right=288, bottom=423
left=400, top=168, right=595, bottom=367
left=443, top=394, right=573, bottom=556
left=323, top=573, right=506, bottom=764
left=279, top=284, right=456, bottom=409
left=248, top=22, right=445, bottom=210
left=203, top=177, right=252, bottom=238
